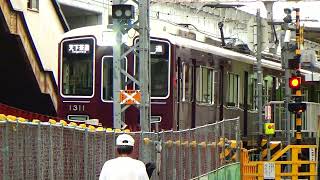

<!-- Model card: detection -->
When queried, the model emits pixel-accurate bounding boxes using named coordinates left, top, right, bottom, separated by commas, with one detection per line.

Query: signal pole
left=256, top=9, right=264, bottom=136
left=282, top=8, right=293, bottom=146
left=112, top=0, right=123, bottom=129
left=111, top=0, right=151, bottom=164
left=111, top=0, right=151, bottom=131
left=285, top=8, right=306, bottom=145
left=293, top=8, right=303, bottom=145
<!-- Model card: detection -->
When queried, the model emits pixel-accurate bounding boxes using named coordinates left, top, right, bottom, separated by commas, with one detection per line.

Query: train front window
left=61, top=38, right=94, bottom=97
left=135, top=40, right=170, bottom=98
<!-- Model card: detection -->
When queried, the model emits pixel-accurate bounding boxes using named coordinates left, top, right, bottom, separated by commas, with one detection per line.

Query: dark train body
left=57, top=21, right=319, bottom=139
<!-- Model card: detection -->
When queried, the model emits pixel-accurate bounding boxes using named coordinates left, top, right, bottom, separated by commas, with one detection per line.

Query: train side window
left=248, top=77, right=257, bottom=110
left=302, top=88, right=308, bottom=101
left=134, top=39, right=170, bottom=98
left=196, top=66, right=214, bottom=104
left=227, top=73, right=240, bottom=107
left=101, top=56, right=127, bottom=101
left=316, top=91, right=320, bottom=103
left=263, top=76, right=273, bottom=105
left=182, top=64, right=193, bottom=102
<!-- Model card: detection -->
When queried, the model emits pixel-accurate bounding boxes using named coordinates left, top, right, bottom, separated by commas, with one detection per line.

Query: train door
left=177, top=59, right=194, bottom=129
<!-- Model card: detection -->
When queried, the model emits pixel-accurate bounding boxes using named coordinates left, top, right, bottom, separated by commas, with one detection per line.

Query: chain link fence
left=0, top=116, right=240, bottom=180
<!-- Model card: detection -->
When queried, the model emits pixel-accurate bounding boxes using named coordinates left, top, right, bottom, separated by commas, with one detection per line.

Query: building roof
left=304, top=27, right=320, bottom=44
left=51, top=0, right=70, bottom=32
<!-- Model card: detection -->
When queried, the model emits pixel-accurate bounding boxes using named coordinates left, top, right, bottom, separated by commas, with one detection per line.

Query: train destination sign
left=68, top=44, right=90, bottom=54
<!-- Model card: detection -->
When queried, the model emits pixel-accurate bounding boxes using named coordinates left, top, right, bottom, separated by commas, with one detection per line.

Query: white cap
left=116, top=134, right=135, bottom=146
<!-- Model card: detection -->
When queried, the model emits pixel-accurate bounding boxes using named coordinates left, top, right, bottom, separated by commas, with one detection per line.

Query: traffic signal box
left=112, top=4, right=135, bottom=20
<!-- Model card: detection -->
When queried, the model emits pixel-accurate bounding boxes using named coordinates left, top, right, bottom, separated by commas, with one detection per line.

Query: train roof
left=60, top=20, right=316, bottom=75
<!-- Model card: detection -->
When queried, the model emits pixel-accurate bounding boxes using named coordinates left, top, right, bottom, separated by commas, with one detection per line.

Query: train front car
left=57, top=25, right=175, bottom=130
left=58, top=26, right=114, bottom=128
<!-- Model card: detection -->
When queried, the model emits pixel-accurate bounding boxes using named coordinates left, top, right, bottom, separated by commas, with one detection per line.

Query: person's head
left=116, top=134, right=134, bottom=155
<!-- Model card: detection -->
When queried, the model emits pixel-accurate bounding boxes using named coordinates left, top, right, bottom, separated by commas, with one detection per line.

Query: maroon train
left=58, top=21, right=311, bottom=134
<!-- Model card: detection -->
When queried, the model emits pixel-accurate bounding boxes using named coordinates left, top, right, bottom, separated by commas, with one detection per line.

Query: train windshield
left=135, top=40, right=170, bottom=98
left=61, top=38, right=94, bottom=96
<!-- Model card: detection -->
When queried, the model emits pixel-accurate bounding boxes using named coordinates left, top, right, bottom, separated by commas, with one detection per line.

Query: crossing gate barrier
left=219, top=138, right=241, bottom=162
left=241, top=145, right=317, bottom=180
left=260, top=139, right=282, bottom=160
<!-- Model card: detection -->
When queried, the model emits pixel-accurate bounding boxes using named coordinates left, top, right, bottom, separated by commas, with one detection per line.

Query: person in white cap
left=99, top=134, right=149, bottom=180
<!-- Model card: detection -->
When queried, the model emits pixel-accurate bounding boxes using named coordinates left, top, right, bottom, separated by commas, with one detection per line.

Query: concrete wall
left=10, top=0, right=66, bottom=81
left=58, top=0, right=110, bottom=25
left=67, top=14, right=102, bottom=29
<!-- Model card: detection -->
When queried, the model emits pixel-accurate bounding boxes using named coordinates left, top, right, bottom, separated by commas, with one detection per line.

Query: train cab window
left=61, top=38, right=94, bottom=97
left=102, top=56, right=127, bottom=101
left=227, top=73, right=239, bottom=107
left=182, top=64, right=193, bottom=102
left=196, top=66, right=214, bottom=104
left=135, top=40, right=170, bottom=98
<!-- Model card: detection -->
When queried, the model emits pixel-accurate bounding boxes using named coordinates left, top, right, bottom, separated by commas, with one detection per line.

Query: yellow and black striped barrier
left=219, top=138, right=239, bottom=162
left=261, top=139, right=282, bottom=160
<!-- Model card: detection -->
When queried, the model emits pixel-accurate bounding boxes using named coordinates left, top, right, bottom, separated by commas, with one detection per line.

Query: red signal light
left=289, top=76, right=301, bottom=89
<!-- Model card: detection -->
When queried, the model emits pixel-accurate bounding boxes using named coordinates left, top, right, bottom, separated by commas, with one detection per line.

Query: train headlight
left=102, top=31, right=117, bottom=46
left=101, top=31, right=128, bottom=46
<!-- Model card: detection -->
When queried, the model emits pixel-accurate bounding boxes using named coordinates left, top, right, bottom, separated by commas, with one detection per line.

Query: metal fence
left=271, top=101, right=320, bottom=138
left=0, top=116, right=240, bottom=180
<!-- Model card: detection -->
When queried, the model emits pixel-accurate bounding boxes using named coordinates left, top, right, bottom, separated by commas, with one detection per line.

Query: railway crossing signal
left=112, top=4, right=135, bottom=20
left=288, top=102, right=306, bottom=113
left=264, top=123, right=275, bottom=135
left=289, top=76, right=301, bottom=89
left=288, top=55, right=300, bottom=70
left=120, top=90, right=141, bottom=105
left=111, top=0, right=151, bottom=133
left=287, top=8, right=305, bottom=145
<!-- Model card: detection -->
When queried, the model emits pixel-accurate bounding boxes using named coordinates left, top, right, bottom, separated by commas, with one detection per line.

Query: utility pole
left=138, top=0, right=151, bottom=132
left=256, top=9, right=263, bottom=137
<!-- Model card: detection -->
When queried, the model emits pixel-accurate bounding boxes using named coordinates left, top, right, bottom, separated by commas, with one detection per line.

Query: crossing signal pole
left=287, top=8, right=306, bottom=145
left=111, top=0, right=151, bottom=164
left=111, top=0, right=151, bottom=132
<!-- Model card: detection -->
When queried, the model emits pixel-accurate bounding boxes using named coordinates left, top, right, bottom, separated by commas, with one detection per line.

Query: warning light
left=264, top=123, right=275, bottom=135
left=288, top=102, right=306, bottom=113
left=289, top=76, right=301, bottom=89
